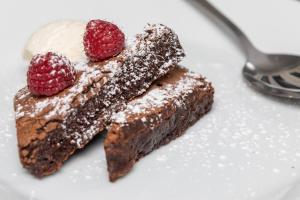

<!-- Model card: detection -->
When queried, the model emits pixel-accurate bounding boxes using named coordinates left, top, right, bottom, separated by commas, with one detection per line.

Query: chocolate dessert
left=105, top=66, right=214, bottom=181
left=14, top=24, right=184, bottom=177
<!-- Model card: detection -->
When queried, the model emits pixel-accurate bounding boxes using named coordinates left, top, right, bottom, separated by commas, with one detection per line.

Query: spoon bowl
left=243, top=54, right=300, bottom=98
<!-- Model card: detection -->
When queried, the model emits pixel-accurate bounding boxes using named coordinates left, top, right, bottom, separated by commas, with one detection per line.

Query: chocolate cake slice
left=104, top=66, right=214, bottom=182
left=14, top=24, right=185, bottom=177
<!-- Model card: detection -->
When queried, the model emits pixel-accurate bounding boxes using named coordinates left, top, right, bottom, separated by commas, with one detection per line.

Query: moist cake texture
left=105, top=66, right=214, bottom=181
left=14, top=24, right=185, bottom=177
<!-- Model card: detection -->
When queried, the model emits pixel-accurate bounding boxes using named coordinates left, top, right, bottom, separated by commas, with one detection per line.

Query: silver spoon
left=198, top=0, right=300, bottom=99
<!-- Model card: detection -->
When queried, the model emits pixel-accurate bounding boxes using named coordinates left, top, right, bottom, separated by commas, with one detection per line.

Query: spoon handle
left=199, top=0, right=257, bottom=56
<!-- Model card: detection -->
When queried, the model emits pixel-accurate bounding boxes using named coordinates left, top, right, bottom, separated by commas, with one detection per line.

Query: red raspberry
left=27, top=52, right=76, bottom=96
left=83, top=20, right=125, bottom=61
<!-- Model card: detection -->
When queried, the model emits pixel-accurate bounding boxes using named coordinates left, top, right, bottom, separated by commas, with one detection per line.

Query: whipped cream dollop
left=23, top=20, right=87, bottom=63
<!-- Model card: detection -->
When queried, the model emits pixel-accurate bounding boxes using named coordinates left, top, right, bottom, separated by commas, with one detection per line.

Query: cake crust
left=104, top=66, right=214, bottom=182
left=14, top=24, right=185, bottom=177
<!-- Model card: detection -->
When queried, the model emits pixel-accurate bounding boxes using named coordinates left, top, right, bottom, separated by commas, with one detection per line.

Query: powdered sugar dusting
left=113, top=71, right=209, bottom=124
left=16, top=60, right=121, bottom=121
left=68, top=24, right=185, bottom=147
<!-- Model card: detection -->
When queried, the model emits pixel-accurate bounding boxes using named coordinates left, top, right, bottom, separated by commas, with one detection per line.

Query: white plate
left=1, top=0, right=300, bottom=199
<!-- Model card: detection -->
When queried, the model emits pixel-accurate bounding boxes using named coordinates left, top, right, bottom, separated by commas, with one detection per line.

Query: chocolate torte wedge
left=104, top=66, right=214, bottom=182
left=14, top=24, right=184, bottom=177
